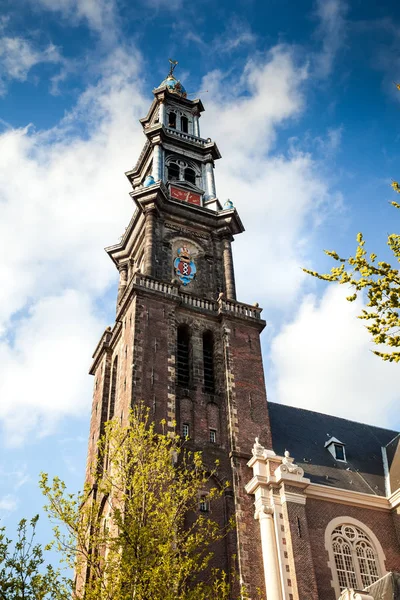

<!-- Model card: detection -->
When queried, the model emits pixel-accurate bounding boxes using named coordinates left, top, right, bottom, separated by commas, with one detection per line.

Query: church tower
left=85, top=62, right=273, bottom=597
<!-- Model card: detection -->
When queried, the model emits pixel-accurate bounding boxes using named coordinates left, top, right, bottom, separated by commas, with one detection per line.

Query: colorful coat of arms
left=174, top=246, right=196, bottom=286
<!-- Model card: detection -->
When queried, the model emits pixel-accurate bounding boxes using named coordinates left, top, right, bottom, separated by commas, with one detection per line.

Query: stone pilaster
left=143, top=207, right=156, bottom=276
left=205, top=161, right=216, bottom=198
left=246, top=444, right=319, bottom=600
left=222, top=236, right=236, bottom=300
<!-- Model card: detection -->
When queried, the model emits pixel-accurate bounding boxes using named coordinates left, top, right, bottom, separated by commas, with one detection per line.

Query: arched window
left=203, top=331, right=215, bottom=393
left=168, top=162, right=180, bottom=181
left=184, top=167, right=196, bottom=185
left=180, top=115, right=188, bottom=133
left=326, top=520, right=384, bottom=596
left=177, top=325, right=190, bottom=387
left=168, top=112, right=176, bottom=128
left=108, top=357, right=118, bottom=420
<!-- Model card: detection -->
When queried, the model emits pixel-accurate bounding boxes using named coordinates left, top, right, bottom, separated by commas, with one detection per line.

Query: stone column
left=205, top=161, right=216, bottom=198
left=256, top=504, right=283, bottom=600
left=222, top=237, right=236, bottom=300
left=192, top=107, right=200, bottom=136
left=159, top=101, right=166, bottom=126
left=143, top=208, right=156, bottom=276
left=152, top=144, right=162, bottom=182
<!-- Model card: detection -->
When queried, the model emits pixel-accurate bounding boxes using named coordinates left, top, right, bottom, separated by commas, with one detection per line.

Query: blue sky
left=1, top=0, right=400, bottom=552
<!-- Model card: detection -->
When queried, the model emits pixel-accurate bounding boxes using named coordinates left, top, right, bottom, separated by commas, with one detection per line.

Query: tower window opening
left=177, top=325, right=190, bottom=387
left=182, top=423, right=190, bottom=438
left=168, top=112, right=176, bottom=128
left=203, top=331, right=215, bottom=393
left=209, top=429, right=217, bottom=444
left=108, top=356, right=118, bottom=420
left=180, top=115, right=189, bottom=133
left=168, top=162, right=180, bottom=181
left=199, top=497, right=209, bottom=513
left=185, top=167, right=196, bottom=185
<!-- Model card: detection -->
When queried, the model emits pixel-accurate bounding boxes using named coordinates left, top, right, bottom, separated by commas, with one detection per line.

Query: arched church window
left=180, top=115, right=188, bottom=133
left=177, top=325, right=190, bottom=387
left=330, top=524, right=381, bottom=593
left=108, top=357, right=118, bottom=420
left=185, top=167, right=196, bottom=185
left=203, top=331, right=215, bottom=393
left=168, top=111, right=176, bottom=128
left=168, top=162, right=180, bottom=181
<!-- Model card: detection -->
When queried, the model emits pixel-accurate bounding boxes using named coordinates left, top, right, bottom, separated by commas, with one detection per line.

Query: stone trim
left=306, top=483, right=390, bottom=512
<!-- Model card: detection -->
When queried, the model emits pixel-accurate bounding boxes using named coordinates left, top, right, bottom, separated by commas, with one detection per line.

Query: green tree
left=0, top=515, right=70, bottom=600
left=40, top=405, right=247, bottom=600
left=304, top=185, right=400, bottom=363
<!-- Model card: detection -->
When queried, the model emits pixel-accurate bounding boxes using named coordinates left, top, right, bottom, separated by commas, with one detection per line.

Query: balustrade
left=130, top=274, right=262, bottom=320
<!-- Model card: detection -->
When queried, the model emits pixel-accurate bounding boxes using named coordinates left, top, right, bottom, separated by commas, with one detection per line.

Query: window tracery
left=331, top=524, right=381, bottom=592
left=165, top=156, right=200, bottom=186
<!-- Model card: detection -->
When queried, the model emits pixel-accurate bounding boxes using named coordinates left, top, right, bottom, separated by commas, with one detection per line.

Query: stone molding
left=306, top=483, right=391, bottom=512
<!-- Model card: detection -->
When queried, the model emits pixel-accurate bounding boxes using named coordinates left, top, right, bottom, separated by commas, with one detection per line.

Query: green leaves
left=40, top=404, right=241, bottom=600
left=304, top=198, right=400, bottom=363
left=0, top=516, right=71, bottom=600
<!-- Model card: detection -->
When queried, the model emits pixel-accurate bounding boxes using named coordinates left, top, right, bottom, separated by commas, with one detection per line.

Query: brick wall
left=306, top=499, right=400, bottom=599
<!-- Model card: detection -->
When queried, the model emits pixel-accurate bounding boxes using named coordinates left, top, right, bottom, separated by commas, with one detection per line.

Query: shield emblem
left=174, top=247, right=197, bottom=286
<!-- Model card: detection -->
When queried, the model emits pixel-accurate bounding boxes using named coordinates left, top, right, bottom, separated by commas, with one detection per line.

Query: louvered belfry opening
left=177, top=324, right=190, bottom=387
left=203, top=331, right=215, bottom=393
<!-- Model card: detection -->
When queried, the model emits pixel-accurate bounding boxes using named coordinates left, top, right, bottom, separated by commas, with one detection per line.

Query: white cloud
left=314, top=0, right=348, bottom=77
left=0, top=290, right=103, bottom=445
left=0, top=49, right=147, bottom=444
left=0, top=494, right=18, bottom=513
left=0, top=36, right=61, bottom=95
left=201, top=46, right=342, bottom=308
left=33, top=0, right=118, bottom=37
left=270, top=286, right=400, bottom=427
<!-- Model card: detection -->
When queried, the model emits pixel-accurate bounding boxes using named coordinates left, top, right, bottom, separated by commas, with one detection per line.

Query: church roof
left=268, top=402, right=399, bottom=496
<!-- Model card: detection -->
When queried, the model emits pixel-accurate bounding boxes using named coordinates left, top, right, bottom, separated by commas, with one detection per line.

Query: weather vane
left=168, top=58, right=178, bottom=77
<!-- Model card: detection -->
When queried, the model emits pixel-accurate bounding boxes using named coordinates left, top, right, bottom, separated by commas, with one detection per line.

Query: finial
left=168, top=58, right=178, bottom=77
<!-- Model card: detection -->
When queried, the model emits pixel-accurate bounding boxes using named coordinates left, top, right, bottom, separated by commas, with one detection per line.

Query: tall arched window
left=203, top=331, right=215, bottom=393
left=326, top=520, right=385, bottom=596
left=184, top=167, right=196, bottom=185
left=177, top=325, right=190, bottom=387
left=168, top=111, right=176, bottom=128
left=168, top=162, right=180, bottom=181
left=108, top=357, right=118, bottom=420
left=180, top=115, right=188, bottom=133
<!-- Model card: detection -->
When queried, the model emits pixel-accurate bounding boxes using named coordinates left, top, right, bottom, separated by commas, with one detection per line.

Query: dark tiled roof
left=268, top=402, right=399, bottom=497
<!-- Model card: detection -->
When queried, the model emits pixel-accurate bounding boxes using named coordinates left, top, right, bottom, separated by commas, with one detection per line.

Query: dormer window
left=180, top=115, right=188, bottom=133
left=325, top=437, right=346, bottom=462
left=334, top=443, right=345, bottom=461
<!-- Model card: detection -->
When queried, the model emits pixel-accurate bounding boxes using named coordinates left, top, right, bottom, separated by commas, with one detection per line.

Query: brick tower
left=86, top=62, right=272, bottom=597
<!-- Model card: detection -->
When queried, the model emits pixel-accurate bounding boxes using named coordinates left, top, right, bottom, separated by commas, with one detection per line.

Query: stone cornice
left=89, top=321, right=122, bottom=375
left=388, top=487, right=400, bottom=508
left=305, top=483, right=390, bottom=511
